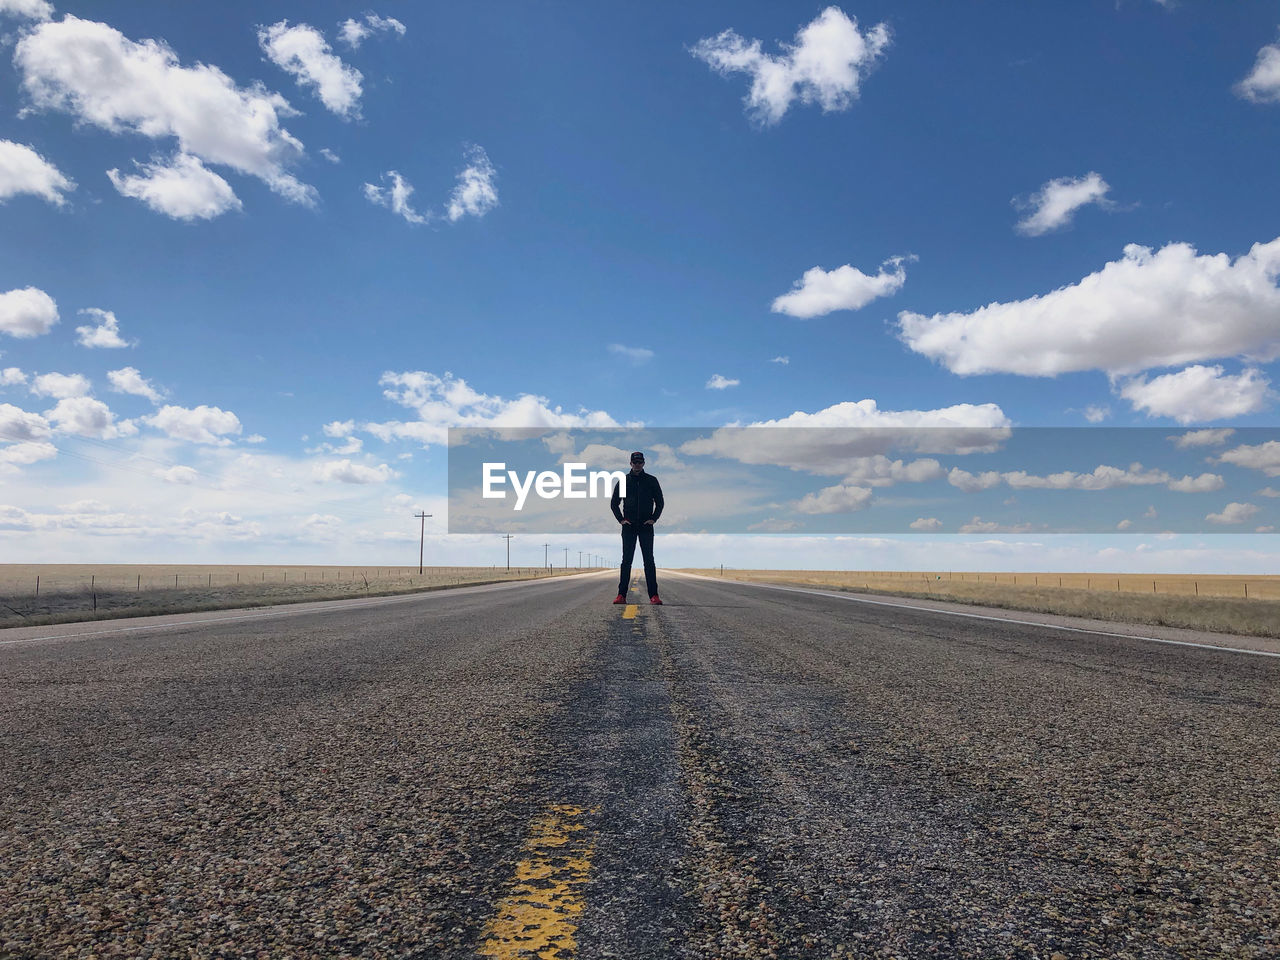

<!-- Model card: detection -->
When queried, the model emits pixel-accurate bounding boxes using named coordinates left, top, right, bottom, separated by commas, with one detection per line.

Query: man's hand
left=644, top=519, right=655, bottom=525
left=621, top=519, right=631, bottom=525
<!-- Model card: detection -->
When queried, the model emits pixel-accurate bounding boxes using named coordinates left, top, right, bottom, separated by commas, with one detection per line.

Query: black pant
left=618, top=522, right=657, bottom=598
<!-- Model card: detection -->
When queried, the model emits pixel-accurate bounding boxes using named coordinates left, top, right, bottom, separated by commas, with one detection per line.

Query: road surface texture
left=1, top=571, right=1276, bottom=959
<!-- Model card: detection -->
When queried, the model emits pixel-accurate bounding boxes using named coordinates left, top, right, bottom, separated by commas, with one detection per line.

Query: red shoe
left=650, top=595, right=663, bottom=605
left=613, top=594, right=626, bottom=604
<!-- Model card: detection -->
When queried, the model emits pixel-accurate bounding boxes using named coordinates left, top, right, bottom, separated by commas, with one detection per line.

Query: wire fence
left=699, top=569, right=1280, bottom=601
left=1, top=564, right=606, bottom=598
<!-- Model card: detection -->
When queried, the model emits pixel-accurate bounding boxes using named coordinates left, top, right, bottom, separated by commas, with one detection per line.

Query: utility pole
left=563, top=547, right=568, bottom=568
left=542, top=542, right=549, bottom=568
left=502, top=534, right=513, bottom=571
left=414, top=512, right=432, bottom=575
left=578, top=551, right=582, bottom=568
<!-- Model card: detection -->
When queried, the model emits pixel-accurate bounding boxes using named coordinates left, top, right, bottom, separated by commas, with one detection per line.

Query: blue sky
left=2, top=0, right=1280, bottom=569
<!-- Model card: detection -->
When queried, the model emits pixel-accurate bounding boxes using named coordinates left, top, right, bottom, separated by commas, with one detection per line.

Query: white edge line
left=0, top=571, right=610, bottom=647
left=670, top=571, right=1280, bottom=659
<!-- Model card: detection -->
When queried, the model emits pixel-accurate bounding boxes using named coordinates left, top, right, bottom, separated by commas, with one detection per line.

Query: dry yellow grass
left=0, top=564, right=592, bottom=629
left=682, top=569, right=1280, bottom=638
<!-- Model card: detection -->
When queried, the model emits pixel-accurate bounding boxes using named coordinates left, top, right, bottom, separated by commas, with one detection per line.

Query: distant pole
left=578, top=551, right=582, bottom=568
left=415, top=512, right=432, bottom=574
left=502, top=534, right=513, bottom=571
left=542, top=542, right=549, bottom=568
left=564, top=547, right=569, bottom=568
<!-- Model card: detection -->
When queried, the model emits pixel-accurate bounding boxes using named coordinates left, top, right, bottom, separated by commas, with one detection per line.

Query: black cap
left=630, top=451, right=645, bottom=462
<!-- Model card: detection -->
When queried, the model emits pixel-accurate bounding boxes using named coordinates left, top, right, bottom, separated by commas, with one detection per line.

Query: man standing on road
left=611, top=451, right=664, bottom=605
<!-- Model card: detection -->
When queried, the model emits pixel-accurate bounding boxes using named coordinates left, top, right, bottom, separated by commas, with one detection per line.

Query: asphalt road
left=1, top=571, right=1277, bottom=959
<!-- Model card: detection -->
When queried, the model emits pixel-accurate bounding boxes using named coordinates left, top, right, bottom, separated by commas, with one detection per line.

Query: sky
left=1, top=0, right=1279, bottom=571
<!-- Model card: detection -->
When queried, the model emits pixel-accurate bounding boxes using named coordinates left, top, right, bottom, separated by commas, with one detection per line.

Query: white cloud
left=0, top=402, right=51, bottom=442
left=313, top=458, right=395, bottom=484
left=1120, top=365, right=1269, bottom=423
left=706, top=374, right=739, bottom=390
left=608, top=344, right=654, bottom=364
left=771, top=256, right=908, bottom=318
left=1, top=367, right=27, bottom=387
left=363, top=171, right=428, bottom=224
left=16, top=16, right=315, bottom=205
left=107, top=153, right=241, bottom=220
left=144, top=404, right=242, bottom=444
left=958, top=518, right=1034, bottom=534
left=1171, top=428, right=1235, bottom=449
left=322, top=419, right=355, bottom=437
left=771, top=355, right=790, bottom=365
left=259, top=20, right=362, bottom=119
left=0, top=139, right=74, bottom=205
left=691, top=6, right=890, bottom=125
left=74, top=308, right=130, bottom=348
left=30, top=371, right=89, bottom=398
left=107, top=366, right=163, bottom=403
left=0, top=287, right=58, bottom=338
left=946, top=468, right=1002, bottom=493
left=948, top=463, right=1225, bottom=494
left=45, top=396, right=135, bottom=439
left=319, top=147, right=340, bottom=164
left=0, top=0, right=52, bottom=21
left=367, top=147, right=498, bottom=226
left=1117, top=519, right=1133, bottom=530
left=304, top=513, right=344, bottom=531
left=747, top=517, right=801, bottom=532
left=910, top=516, right=942, bottom=531
left=154, top=465, right=197, bottom=484
left=337, top=13, right=406, bottom=49
left=365, top=371, right=623, bottom=447
left=0, top=439, right=56, bottom=471
left=1217, top=440, right=1280, bottom=477
left=795, top=483, right=872, bottom=514
left=1259, top=486, right=1280, bottom=498
left=679, top=399, right=1012, bottom=479
left=1206, top=502, right=1260, bottom=525
left=446, top=145, right=498, bottom=222
left=1083, top=404, right=1111, bottom=423
left=841, top=455, right=943, bottom=487
left=898, top=238, right=1280, bottom=376
left=1165, top=473, right=1226, bottom=493
left=1013, top=172, right=1111, bottom=236
left=1236, top=34, right=1280, bottom=104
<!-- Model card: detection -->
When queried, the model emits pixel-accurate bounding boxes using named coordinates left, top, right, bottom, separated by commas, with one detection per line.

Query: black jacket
left=611, top=470, right=664, bottom=524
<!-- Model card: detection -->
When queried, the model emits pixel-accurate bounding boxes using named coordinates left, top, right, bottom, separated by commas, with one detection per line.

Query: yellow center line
left=622, top=604, right=639, bottom=619
left=479, top=804, right=594, bottom=959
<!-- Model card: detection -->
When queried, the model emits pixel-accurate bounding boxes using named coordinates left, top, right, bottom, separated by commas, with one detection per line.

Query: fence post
left=35, top=575, right=39, bottom=597
left=1245, top=582, right=1249, bottom=599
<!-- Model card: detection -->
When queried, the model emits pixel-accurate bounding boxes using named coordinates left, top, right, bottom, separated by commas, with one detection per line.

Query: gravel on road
left=1, top=571, right=1276, bottom=958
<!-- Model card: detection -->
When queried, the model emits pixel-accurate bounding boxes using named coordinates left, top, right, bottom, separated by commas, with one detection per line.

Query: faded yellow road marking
left=479, top=804, right=594, bottom=959
left=622, top=604, right=639, bottom=619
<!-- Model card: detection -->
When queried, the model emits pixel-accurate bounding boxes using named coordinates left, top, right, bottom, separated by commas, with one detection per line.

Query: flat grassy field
left=682, top=569, right=1280, bottom=638
left=0, top=564, right=590, bottom=629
